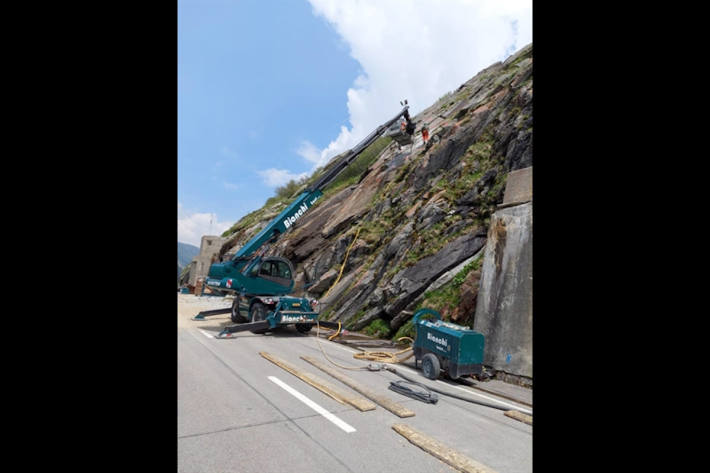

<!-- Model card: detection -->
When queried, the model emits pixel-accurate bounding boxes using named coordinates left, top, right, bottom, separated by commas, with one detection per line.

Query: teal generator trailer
left=412, top=308, right=485, bottom=380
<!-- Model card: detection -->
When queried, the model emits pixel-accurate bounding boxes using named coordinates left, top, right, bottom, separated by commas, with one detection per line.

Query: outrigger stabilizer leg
left=216, top=321, right=271, bottom=339
left=215, top=319, right=344, bottom=339
left=192, top=307, right=231, bottom=321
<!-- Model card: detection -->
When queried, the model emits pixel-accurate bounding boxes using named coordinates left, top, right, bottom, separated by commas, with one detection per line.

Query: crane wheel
left=231, top=299, right=247, bottom=323
left=295, top=323, right=312, bottom=334
left=249, top=302, right=269, bottom=334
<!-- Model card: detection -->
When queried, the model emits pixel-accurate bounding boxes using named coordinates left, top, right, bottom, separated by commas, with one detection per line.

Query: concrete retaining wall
left=473, top=201, right=532, bottom=378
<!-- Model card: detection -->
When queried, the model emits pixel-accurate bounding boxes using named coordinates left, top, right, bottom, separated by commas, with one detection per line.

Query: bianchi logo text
left=283, top=203, right=310, bottom=229
left=427, top=332, right=448, bottom=347
left=281, top=315, right=308, bottom=323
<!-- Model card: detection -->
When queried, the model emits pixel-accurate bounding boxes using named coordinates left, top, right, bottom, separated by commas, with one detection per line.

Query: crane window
left=247, top=263, right=259, bottom=277
left=274, top=262, right=291, bottom=279
left=260, top=262, right=273, bottom=276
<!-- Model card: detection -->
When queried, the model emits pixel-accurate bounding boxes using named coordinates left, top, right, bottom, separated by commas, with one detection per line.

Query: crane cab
left=244, top=256, right=295, bottom=295
left=205, top=256, right=295, bottom=296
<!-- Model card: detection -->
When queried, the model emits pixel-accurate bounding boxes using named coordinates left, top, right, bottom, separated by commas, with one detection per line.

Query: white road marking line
left=438, top=381, right=532, bottom=413
left=268, top=376, right=356, bottom=433
left=199, top=329, right=215, bottom=339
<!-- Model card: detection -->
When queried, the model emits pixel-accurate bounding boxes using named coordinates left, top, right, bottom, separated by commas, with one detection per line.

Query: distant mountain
left=178, top=241, right=200, bottom=279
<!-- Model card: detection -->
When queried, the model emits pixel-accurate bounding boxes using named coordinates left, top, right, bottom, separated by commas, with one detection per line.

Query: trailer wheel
left=421, top=353, right=441, bottom=380
left=446, top=372, right=460, bottom=381
left=295, top=323, right=312, bottom=334
left=231, top=298, right=247, bottom=323
left=249, top=302, right=269, bottom=334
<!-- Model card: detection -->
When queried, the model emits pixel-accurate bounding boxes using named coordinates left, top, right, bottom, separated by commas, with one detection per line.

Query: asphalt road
left=178, top=296, right=532, bottom=473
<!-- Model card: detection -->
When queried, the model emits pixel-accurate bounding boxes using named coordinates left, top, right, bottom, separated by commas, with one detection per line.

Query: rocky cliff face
left=218, top=43, right=532, bottom=340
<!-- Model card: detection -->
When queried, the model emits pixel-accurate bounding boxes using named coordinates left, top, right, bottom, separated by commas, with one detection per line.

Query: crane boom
left=232, top=104, right=412, bottom=261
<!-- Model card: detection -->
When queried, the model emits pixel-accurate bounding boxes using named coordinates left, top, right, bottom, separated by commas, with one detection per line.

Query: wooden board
left=504, top=410, right=533, bottom=425
left=300, top=355, right=415, bottom=418
left=259, top=352, right=375, bottom=411
left=392, top=423, right=498, bottom=473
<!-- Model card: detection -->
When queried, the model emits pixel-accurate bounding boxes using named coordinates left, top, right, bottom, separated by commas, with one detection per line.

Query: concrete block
left=502, top=166, right=532, bottom=206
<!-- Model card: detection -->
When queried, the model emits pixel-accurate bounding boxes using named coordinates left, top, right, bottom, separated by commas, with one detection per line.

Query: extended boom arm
left=232, top=104, right=413, bottom=261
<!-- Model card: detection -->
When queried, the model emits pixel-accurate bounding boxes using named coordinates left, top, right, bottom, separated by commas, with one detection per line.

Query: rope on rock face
left=321, top=227, right=361, bottom=301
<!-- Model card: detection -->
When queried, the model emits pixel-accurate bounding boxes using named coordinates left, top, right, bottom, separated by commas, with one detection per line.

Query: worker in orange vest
left=421, top=125, right=430, bottom=144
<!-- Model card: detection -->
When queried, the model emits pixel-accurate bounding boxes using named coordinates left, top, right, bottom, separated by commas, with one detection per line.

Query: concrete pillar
left=188, top=235, right=227, bottom=286
left=473, top=167, right=532, bottom=378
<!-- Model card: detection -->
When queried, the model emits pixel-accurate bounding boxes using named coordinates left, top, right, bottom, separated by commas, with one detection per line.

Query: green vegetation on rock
left=392, top=319, right=415, bottom=341
left=363, top=318, right=390, bottom=338
left=410, top=254, right=483, bottom=322
left=321, top=136, right=392, bottom=199
left=213, top=44, right=532, bottom=344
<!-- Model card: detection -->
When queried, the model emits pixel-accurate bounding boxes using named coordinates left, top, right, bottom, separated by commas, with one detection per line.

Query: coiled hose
left=315, top=320, right=414, bottom=369
left=315, top=321, right=531, bottom=414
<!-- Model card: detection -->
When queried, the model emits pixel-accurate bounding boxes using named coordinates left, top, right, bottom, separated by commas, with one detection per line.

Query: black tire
left=446, top=372, right=460, bottom=381
left=295, top=323, right=312, bottom=334
left=249, top=302, right=269, bottom=334
left=231, top=298, right=247, bottom=323
left=421, top=353, right=441, bottom=380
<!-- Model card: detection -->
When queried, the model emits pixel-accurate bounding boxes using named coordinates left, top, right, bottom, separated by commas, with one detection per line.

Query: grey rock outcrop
left=383, top=229, right=487, bottom=318
left=214, top=44, right=534, bottom=371
left=308, top=268, right=338, bottom=295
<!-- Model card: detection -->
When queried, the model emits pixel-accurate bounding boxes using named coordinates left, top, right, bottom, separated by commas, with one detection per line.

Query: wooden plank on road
left=504, top=410, right=533, bottom=425
left=260, top=352, right=376, bottom=412
left=392, top=423, right=498, bottom=473
left=300, top=355, right=415, bottom=418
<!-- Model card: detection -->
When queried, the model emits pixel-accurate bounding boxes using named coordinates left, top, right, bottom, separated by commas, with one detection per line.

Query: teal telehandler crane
left=193, top=102, right=415, bottom=338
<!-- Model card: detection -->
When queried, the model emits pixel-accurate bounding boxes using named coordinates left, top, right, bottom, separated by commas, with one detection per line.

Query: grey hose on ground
left=383, top=365, right=532, bottom=414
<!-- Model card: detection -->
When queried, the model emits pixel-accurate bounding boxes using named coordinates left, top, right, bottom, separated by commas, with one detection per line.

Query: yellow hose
left=321, top=227, right=361, bottom=301
left=327, top=321, right=342, bottom=341
left=353, top=337, right=414, bottom=363
left=315, top=319, right=414, bottom=370
left=314, top=228, right=414, bottom=367
left=315, top=320, right=367, bottom=371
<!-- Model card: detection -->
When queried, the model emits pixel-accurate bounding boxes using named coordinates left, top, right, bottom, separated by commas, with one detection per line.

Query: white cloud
left=296, top=140, right=323, bottom=166
left=223, top=181, right=239, bottom=191
left=258, top=168, right=309, bottom=188
left=305, top=0, right=532, bottom=162
left=178, top=202, right=232, bottom=247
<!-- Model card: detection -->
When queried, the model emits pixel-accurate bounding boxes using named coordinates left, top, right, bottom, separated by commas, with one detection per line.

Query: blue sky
left=178, top=0, right=532, bottom=246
